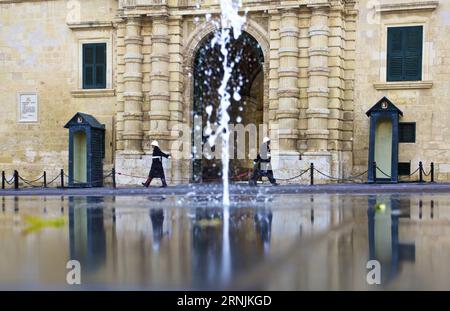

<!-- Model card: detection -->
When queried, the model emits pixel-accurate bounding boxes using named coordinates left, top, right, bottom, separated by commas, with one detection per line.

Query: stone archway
left=184, top=21, right=268, bottom=183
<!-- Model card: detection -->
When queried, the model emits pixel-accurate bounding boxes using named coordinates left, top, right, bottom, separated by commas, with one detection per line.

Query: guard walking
left=249, top=137, right=278, bottom=186
left=142, top=141, right=171, bottom=188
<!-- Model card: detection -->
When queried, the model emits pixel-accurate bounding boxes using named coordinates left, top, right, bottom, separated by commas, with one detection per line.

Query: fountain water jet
left=205, top=0, right=246, bottom=206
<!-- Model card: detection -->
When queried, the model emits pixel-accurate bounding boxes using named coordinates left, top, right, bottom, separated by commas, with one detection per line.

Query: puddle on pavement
left=0, top=193, right=449, bottom=290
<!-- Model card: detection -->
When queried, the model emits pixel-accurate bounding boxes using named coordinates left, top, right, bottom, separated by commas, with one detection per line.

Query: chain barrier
left=277, top=168, right=311, bottom=181
left=408, top=167, right=420, bottom=177
left=376, top=166, right=392, bottom=179
left=313, top=168, right=368, bottom=183
left=64, top=173, right=111, bottom=185
left=46, top=173, right=61, bottom=186
left=103, top=172, right=113, bottom=178
left=423, top=169, right=431, bottom=177
left=231, top=170, right=251, bottom=181
left=374, top=162, right=434, bottom=183
left=398, top=167, right=420, bottom=182
left=0, top=161, right=437, bottom=190
left=19, top=176, right=43, bottom=188
left=18, top=174, right=46, bottom=188
left=5, top=175, right=15, bottom=185
left=19, top=174, right=45, bottom=184
left=117, top=172, right=147, bottom=179
left=224, top=167, right=312, bottom=182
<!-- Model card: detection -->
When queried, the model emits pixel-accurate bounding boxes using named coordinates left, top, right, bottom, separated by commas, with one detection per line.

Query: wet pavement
left=1, top=182, right=450, bottom=197
left=1, top=191, right=450, bottom=290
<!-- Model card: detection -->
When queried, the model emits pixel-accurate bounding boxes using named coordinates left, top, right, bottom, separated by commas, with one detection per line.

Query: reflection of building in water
left=191, top=208, right=224, bottom=286
left=259, top=195, right=450, bottom=290
left=0, top=196, right=71, bottom=285
left=69, top=197, right=107, bottom=273
left=112, top=197, right=193, bottom=287
left=191, top=207, right=275, bottom=287
left=190, top=203, right=338, bottom=287
left=269, top=195, right=338, bottom=248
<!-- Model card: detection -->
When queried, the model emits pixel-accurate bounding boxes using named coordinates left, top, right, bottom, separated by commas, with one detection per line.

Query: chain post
left=14, top=170, right=19, bottom=190
left=60, top=169, right=64, bottom=188
left=419, top=161, right=424, bottom=183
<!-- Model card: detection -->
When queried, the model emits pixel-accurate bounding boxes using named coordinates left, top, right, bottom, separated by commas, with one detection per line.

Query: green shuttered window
left=387, top=26, right=423, bottom=82
left=83, top=43, right=106, bottom=89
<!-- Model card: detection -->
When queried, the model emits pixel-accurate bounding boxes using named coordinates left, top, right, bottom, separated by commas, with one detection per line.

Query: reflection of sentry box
left=368, top=196, right=416, bottom=284
left=64, top=112, right=105, bottom=188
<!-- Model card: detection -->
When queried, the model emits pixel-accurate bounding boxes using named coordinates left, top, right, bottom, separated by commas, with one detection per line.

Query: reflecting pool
left=1, top=193, right=450, bottom=290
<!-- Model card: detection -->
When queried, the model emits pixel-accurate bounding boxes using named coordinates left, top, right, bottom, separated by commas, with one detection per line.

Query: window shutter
left=94, top=43, right=106, bottom=88
left=404, top=27, right=422, bottom=81
left=387, top=26, right=422, bottom=82
left=387, top=28, right=404, bottom=81
left=83, top=45, right=95, bottom=89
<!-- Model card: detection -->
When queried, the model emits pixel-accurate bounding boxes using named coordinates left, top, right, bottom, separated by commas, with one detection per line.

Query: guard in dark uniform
left=249, top=137, right=278, bottom=186
left=142, top=140, right=170, bottom=188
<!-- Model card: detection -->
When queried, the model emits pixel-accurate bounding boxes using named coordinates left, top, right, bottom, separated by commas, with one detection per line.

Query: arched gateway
left=190, top=30, right=265, bottom=183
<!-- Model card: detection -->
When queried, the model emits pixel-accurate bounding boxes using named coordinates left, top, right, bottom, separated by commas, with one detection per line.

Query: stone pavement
left=1, top=182, right=450, bottom=196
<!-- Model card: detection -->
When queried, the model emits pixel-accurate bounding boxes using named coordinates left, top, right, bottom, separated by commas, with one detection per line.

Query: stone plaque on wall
left=18, top=92, right=38, bottom=122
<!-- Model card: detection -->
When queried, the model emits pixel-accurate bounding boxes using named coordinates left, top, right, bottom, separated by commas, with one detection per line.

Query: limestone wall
left=354, top=0, right=450, bottom=181
left=0, top=0, right=118, bottom=181
left=1, top=0, right=359, bottom=185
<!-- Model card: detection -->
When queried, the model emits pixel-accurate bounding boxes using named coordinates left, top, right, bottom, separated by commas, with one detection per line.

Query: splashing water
left=206, top=0, right=246, bottom=207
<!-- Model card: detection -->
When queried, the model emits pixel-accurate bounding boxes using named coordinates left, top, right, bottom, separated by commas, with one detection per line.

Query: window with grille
left=398, top=162, right=411, bottom=176
left=399, top=122, right=416, bottom=143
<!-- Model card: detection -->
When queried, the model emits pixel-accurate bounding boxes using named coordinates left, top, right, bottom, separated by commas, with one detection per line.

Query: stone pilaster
left=272, top=8, right=302, bottom=182
left=306, top=6, right=330, bottom=152
left=298, top=9, right=311, bottom=153
left=116, top=22, right=126, bottom=152
left=344, top=6, right=357, bottom=177
left=303, top=4, right=332, bottom=182
left=328, top=6, right=350, bottom=178
left=141, top=18, right=152, bottom=153
left=168, top=16, right=187, bottom=184
left=268, top=10, right=280, bottom=135
left=149, top=15, right=171, bottom=150
left=123, top=16, right=144, bottom=155
left=277, top=8, right=300, bottom=153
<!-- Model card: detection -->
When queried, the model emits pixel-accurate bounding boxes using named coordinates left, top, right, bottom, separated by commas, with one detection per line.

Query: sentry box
left=64, top=112, right=105, bottom=188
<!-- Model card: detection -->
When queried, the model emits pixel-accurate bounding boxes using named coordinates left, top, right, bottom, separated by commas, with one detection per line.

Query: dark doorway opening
left=192, top=31, right=264, bottom=183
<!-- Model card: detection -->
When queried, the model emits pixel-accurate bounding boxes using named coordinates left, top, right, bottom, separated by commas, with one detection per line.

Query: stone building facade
left=0, top=0, right=448, bottom=185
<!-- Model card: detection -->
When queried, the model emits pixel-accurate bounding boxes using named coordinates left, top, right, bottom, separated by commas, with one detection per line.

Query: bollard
left=1, top=171, right=5, bottom=190
left=430, top=162, right=435, bottom=183
left=373, top=161, right=377, bottom=183
left=310, top=163, right=314, bottom=185
left=14, top=170, right=19, bottom=190
left=419, top=161, right=424, bottom=183
left=60, top=169, right=64, bottom=188
left=43, top=171, right=47, bottom=188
